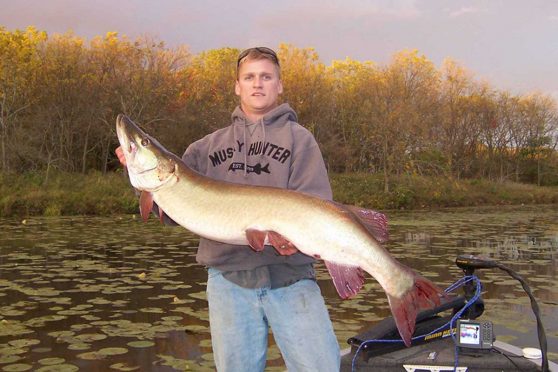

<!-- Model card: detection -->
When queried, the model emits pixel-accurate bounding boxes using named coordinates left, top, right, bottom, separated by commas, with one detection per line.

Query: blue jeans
left=206, top=268, right=340, bottom=372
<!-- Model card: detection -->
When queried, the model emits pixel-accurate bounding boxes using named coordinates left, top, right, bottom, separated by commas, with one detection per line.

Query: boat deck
left=341, top=338, right=557, bottom=371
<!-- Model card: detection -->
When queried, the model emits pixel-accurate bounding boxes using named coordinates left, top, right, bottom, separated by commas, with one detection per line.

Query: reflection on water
left=0, top=205, right=556, bottom=370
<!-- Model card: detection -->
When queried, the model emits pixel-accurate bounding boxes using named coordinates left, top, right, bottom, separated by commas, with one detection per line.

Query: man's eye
left=141, top=138, right=150, bottom=146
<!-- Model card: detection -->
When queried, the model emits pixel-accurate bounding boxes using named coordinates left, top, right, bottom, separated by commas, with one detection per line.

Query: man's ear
left=278, top=80, right=283, bottom=95
left=235, top=80, right=241, bottom=96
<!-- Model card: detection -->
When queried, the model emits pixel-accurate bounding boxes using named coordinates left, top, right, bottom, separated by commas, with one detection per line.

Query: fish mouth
left=130, top=166, right=157, bottom=175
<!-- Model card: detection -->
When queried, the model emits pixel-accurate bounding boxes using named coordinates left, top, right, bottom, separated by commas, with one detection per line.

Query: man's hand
left=115, top=146, right=127, bottom=167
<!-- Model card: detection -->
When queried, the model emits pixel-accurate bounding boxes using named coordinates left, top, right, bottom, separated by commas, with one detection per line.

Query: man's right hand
left=115, top=146, right=127, bottom=167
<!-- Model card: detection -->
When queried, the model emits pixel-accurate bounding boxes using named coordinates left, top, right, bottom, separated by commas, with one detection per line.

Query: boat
left=340, top=255, right=558, bottom=372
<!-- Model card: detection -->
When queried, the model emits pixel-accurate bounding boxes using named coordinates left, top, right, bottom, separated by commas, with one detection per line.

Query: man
left=117, top=47, right=340, bottom=372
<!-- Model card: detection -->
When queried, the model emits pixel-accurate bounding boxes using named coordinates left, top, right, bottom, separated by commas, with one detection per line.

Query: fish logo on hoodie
left=228, top=162, right=271, bottom=175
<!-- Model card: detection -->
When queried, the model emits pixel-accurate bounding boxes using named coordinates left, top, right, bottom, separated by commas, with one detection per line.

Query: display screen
left=459, top=323, right=481, bottom=345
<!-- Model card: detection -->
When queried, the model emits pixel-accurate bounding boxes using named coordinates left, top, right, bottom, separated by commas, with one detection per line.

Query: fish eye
left=141, top=138, right=150, bottom=146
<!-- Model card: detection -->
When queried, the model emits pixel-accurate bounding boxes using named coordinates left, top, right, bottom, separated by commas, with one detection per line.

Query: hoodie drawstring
left=243, top=122, right=247, bottom=177
left=260, top=118, right=266, bottom=162
left=242, top=118, right=266, bottom=177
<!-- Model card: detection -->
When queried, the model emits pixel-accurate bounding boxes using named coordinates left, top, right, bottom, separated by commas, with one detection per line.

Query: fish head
left=116, top=114, right=177, bottom=192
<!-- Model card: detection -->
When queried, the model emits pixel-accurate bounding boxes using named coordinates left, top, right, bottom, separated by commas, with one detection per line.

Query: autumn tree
left=87, top=32, right=189, bottom=171
left=373, top=50, right=440, bottom=191
left=276, top=44, right=332, bottom=141
left=1, top=26, right=557, bottom=186
left=517, top=93, right=558, bottom=185
left=178, top=47, right=238, bottom=140
left=0, top=26, right=46, bottom=171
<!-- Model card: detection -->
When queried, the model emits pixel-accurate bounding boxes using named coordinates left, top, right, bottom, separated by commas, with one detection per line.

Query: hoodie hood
left=231, top=103, right=298, bottom=176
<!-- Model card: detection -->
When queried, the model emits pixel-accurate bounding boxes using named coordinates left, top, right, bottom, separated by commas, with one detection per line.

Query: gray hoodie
left=182, top=103, right=332, bottom=288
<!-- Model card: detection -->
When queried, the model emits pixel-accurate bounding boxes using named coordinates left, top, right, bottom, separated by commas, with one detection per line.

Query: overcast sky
left=2, top=0, right=557, bottom=100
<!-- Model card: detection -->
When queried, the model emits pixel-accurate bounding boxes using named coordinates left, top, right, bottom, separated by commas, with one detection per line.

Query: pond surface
left=0, top=205, right=556, bottom=371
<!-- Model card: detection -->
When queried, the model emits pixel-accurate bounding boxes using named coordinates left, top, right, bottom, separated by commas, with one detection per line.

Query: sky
left=2, top=0, right=557, bottom=101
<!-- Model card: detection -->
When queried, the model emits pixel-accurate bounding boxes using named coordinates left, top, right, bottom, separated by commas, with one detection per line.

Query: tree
left=326, top=58, right=379, bottom=171
left=375, top=50, right=440, bottom=191
left=179, top=47, right=237, bottom=140
left=0, top=26, right=46, bottom=171
left=277, top=44, right=331, bottom=141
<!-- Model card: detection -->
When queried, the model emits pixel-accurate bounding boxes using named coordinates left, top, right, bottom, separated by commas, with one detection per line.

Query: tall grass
left=331, top=173, right=558, bottom=210
left=1, top=171, right=557, bottom=217
left=0, top=170, right=137, bottom=217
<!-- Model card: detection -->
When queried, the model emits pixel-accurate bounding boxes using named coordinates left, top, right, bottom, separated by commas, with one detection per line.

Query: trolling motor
left=453, top=254, right=493, bottom=319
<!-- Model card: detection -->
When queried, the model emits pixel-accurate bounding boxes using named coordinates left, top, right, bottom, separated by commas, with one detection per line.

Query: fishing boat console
left=340, top=255, right=557, bottom=372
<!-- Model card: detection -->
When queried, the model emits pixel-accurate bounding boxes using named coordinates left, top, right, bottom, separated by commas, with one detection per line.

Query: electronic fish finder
left=456, top=318, right=494, bottom=350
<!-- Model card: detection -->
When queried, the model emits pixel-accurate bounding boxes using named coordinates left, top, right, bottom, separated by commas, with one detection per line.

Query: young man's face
left=235, top=58, right=283, bottom=120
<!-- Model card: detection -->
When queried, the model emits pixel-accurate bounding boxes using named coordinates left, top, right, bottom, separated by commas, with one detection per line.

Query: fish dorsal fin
left=139, top=191, right=153, bottom=222
left=336, top=203, right=389, bottom=244
left=324, top=261, right=365, bottom=299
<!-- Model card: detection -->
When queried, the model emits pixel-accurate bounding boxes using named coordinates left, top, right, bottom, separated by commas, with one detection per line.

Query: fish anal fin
left=324, top=261, right=365, bottom=299
left=245, top=228, right=266, bottom=252
left=139, top=191, right=153, bottom=222
left=387, top=272, right=444, bottom=347
left=267, top=231, right=298, bottom=256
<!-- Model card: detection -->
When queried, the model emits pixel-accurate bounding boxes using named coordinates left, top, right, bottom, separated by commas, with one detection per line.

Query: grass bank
left=1, top=171, right=557, bottom=217
left=331, top=173, right=558, bottom=209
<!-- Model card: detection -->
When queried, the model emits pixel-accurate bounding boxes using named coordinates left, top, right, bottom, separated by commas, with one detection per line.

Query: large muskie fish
left=116, top=114, right=443, bottom=346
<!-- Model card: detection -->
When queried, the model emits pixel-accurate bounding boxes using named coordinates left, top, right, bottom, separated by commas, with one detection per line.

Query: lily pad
left=98, top=347, right=128, bottom=356
left=76, top=352, right=104, bottom=360
left=74, top=333, right=107, bottom=342
left=38, top=358, right=65, bottom=366
left=0, top=356, right=21, bottom=365
left=67, top=343, right=90, bottom=351
left=139, top=308, right=164, bottom=314
left=35, top=365, right=79, bottom=372
left=127, top=341, right=155, bottom=348
left=8, top=339, right=40, bottom=348
left=109, top=363, right=140, bottom=371
left=1, top=364, right=33, bottom=372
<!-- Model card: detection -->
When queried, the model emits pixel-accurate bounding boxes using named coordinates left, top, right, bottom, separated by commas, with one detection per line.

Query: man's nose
left=253, top=77, right=263, bottom=87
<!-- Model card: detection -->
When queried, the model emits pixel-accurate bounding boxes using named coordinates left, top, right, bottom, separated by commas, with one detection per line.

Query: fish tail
left=386, top=272, right=443, bottom=347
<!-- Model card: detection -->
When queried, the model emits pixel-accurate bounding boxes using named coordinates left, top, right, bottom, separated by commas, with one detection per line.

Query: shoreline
left=1, top=171, right=557, bottom=218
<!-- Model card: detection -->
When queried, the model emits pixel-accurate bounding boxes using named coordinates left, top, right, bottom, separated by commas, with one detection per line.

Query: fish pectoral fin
left=245, top=230, right=298, bottom=255
left=139, top=191, right=154, bottom=222
left=324, top=261, right=365, bottom=299
left=245, top=229, right=267, bottom=252
left=267, top=231, right=298, bottom=256
left=159, top=208, right=167, bottom=224
left=337, top=203, right=389, bottom=244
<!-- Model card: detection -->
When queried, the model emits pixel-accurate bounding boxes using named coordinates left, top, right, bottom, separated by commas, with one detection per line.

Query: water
left=0, top=205, right=556, bottom=371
